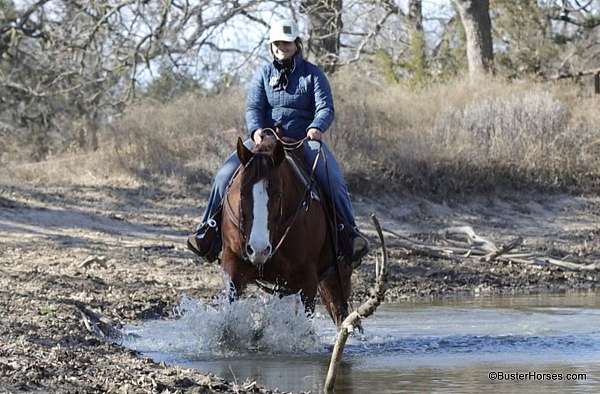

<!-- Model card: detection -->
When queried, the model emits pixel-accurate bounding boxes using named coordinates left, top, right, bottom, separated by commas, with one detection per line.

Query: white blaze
left=248, top=180, right=271, bottom=262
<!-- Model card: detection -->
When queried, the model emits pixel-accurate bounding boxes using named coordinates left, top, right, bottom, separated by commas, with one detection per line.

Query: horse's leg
left=300, top=283, right=318, bottom=317
left=289, top=260, right=320, bottom=317
left=225, top=280, right=239, bottom=304
left=318, top=262, right=353, bottom=329
left=221, top=248, right=256, bottom=303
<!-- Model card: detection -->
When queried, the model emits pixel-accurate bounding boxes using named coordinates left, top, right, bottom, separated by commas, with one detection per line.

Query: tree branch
left=324, top=214, right=389, bottom=392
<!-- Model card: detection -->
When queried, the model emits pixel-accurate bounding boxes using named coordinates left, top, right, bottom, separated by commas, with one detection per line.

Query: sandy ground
left=2, top=181, right=600, bottom=393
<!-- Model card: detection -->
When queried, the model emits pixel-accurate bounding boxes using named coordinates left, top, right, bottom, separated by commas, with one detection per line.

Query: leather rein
left=223, top=129, right=322, bottom=262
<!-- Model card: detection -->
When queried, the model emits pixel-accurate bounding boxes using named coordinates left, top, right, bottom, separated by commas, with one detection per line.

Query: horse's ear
left=237, top=137, right=253, bottom=165
left=272, top=140, right=285, bottom=167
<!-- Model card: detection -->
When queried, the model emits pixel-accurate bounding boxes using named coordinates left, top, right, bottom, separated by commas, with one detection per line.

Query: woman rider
left=187, top=19, right=368, bottom=267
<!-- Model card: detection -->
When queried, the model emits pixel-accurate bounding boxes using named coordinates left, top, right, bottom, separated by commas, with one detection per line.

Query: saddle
left=283, top=141, right=354, bottom=265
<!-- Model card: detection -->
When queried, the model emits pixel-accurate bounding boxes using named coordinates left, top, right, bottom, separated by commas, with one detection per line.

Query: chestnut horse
left=220, top=134, right=352, bottom=327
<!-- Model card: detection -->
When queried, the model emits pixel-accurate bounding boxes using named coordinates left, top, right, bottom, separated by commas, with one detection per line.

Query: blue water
left=122, top=292, right=600, bottom=393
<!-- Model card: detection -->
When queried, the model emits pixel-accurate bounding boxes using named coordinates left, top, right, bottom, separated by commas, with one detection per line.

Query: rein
left=223, top=156, right=255, bottom=260
left=264, top=127, right=308, bottom=150
left=227, top=128, right=323, bottom=263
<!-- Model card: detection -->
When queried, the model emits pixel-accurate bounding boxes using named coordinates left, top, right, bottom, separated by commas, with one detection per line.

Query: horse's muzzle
left=245, top=242, right=272, bottom=266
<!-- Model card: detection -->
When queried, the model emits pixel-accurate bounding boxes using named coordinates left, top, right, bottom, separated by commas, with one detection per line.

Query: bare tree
left=548, top=0, right=600, bottom=28
left=491, top=0, right=600, bottom=79
left=452, top=0, right=494, bottom=79
left=0, top=0, right=267, bottom=160
left=544, top=0, right=600, bottom=78
left=3, top=0, right=415, bottom=161
left=407, top=0, right=426, bottom=82
left=300, top=0, right=343, bottom=72
left=339, top=0, right=400, bottom=66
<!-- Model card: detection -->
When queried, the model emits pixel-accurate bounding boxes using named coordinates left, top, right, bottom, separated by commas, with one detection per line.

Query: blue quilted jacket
left=245, top=53, right=334, bottom=141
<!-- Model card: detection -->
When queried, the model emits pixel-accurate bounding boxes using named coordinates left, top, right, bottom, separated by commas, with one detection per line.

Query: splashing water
left=121, top=292, right=325, bottom=358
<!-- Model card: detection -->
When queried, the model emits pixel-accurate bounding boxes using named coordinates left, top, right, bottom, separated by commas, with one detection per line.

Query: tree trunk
left=408, top=0, right=424, bottom=44
left=300, top=0, right=343, bottom=73
left=452, top=0, right=494, bottom=79
left=89, top=111, right=99, bottom=151
left=407, top=0, right=426, bottom=83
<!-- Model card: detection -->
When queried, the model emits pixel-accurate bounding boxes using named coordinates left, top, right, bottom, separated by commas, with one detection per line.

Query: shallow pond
left=122, top=292, right=600, bottom=393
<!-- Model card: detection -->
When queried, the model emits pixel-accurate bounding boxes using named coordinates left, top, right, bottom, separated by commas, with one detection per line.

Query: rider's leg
left=303, top=140, right=369, bottom=267
left=188, top=139, right=255, bottom=261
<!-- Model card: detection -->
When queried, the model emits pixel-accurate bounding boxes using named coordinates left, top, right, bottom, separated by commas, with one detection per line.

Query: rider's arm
left=307, top=66, right=335, bottom=134
left=246, top=67, right=269, bottom=140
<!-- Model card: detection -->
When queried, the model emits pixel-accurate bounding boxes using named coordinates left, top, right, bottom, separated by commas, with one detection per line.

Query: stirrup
left=195, top=218, right=217, bottom=232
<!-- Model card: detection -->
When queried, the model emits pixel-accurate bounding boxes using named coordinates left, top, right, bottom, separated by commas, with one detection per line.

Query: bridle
left=224, top=128, right=323, bottom=263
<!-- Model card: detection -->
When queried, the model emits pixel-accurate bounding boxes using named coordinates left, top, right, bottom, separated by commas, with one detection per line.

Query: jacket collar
left=272, top=52, right=304, bottom=73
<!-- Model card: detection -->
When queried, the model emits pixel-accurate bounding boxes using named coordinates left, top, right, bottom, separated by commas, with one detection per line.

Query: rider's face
left=271, top=41, right=297, bottom=61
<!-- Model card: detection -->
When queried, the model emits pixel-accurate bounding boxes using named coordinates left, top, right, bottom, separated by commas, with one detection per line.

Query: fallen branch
left=386, top=239, right=464, bottom=261
left=502, top=256, right=600, bottom=271
left=550, top=67, right=600, bottom=81
left=444, top=226, right=497, bottom=253
left=61, top=299, right=121, bottom=339
left=481, top=237, right=523, bottom=262
left=79, top=255, right=107, bottom=269
left=382, top=226, right=599, bottom=272
left=324, top=214, right=389, bottom=392
left=381, top=226, right=466, bottom=260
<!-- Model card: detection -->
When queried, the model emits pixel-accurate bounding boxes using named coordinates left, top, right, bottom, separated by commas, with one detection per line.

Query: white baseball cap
left=268, top=19, right=299, bottom=43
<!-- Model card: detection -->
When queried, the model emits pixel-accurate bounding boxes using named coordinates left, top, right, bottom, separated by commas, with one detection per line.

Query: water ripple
left=343, top=333, right=600, bottom=356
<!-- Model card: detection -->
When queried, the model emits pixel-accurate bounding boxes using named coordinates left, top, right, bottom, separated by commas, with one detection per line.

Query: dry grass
left=0, top=150, right=140, bottom=187
left=328, top=74, right=600, bottom=195
left=2, top=77, right=599, bottom=195
left=110, top=92, right=245, bottom=185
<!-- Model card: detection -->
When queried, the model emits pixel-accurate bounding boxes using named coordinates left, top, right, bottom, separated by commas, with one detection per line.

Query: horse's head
left=236, top=136, right=286, bottom=266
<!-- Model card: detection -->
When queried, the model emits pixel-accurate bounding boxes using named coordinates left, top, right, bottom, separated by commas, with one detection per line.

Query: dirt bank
left=1, top=181, right=600, bottom=393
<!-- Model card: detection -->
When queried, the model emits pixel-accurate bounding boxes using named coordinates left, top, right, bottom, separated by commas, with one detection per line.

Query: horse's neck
left=280, top=160, right=305, bottom=199
left=284, top=150, right=316, bottom=190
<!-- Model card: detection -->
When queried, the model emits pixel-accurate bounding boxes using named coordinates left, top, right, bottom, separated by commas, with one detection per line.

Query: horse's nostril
left=246, top=244, right=254, bottom=256
left=265, top=245, right=272, bottom=256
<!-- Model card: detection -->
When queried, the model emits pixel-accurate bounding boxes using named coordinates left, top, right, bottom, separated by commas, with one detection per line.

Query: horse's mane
left=241, top=136, right=279, bottom=185
left=253, top=135, right=277, bottom=155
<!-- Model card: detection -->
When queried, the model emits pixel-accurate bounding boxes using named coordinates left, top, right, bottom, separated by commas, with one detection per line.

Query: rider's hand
left=307, top=128, right=322, bottom=141
left=253, top=128, right=264, bottom=145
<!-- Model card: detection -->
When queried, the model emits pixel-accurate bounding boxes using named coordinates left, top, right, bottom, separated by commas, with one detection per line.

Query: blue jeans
left=200, top=139, right=357, bottom=231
